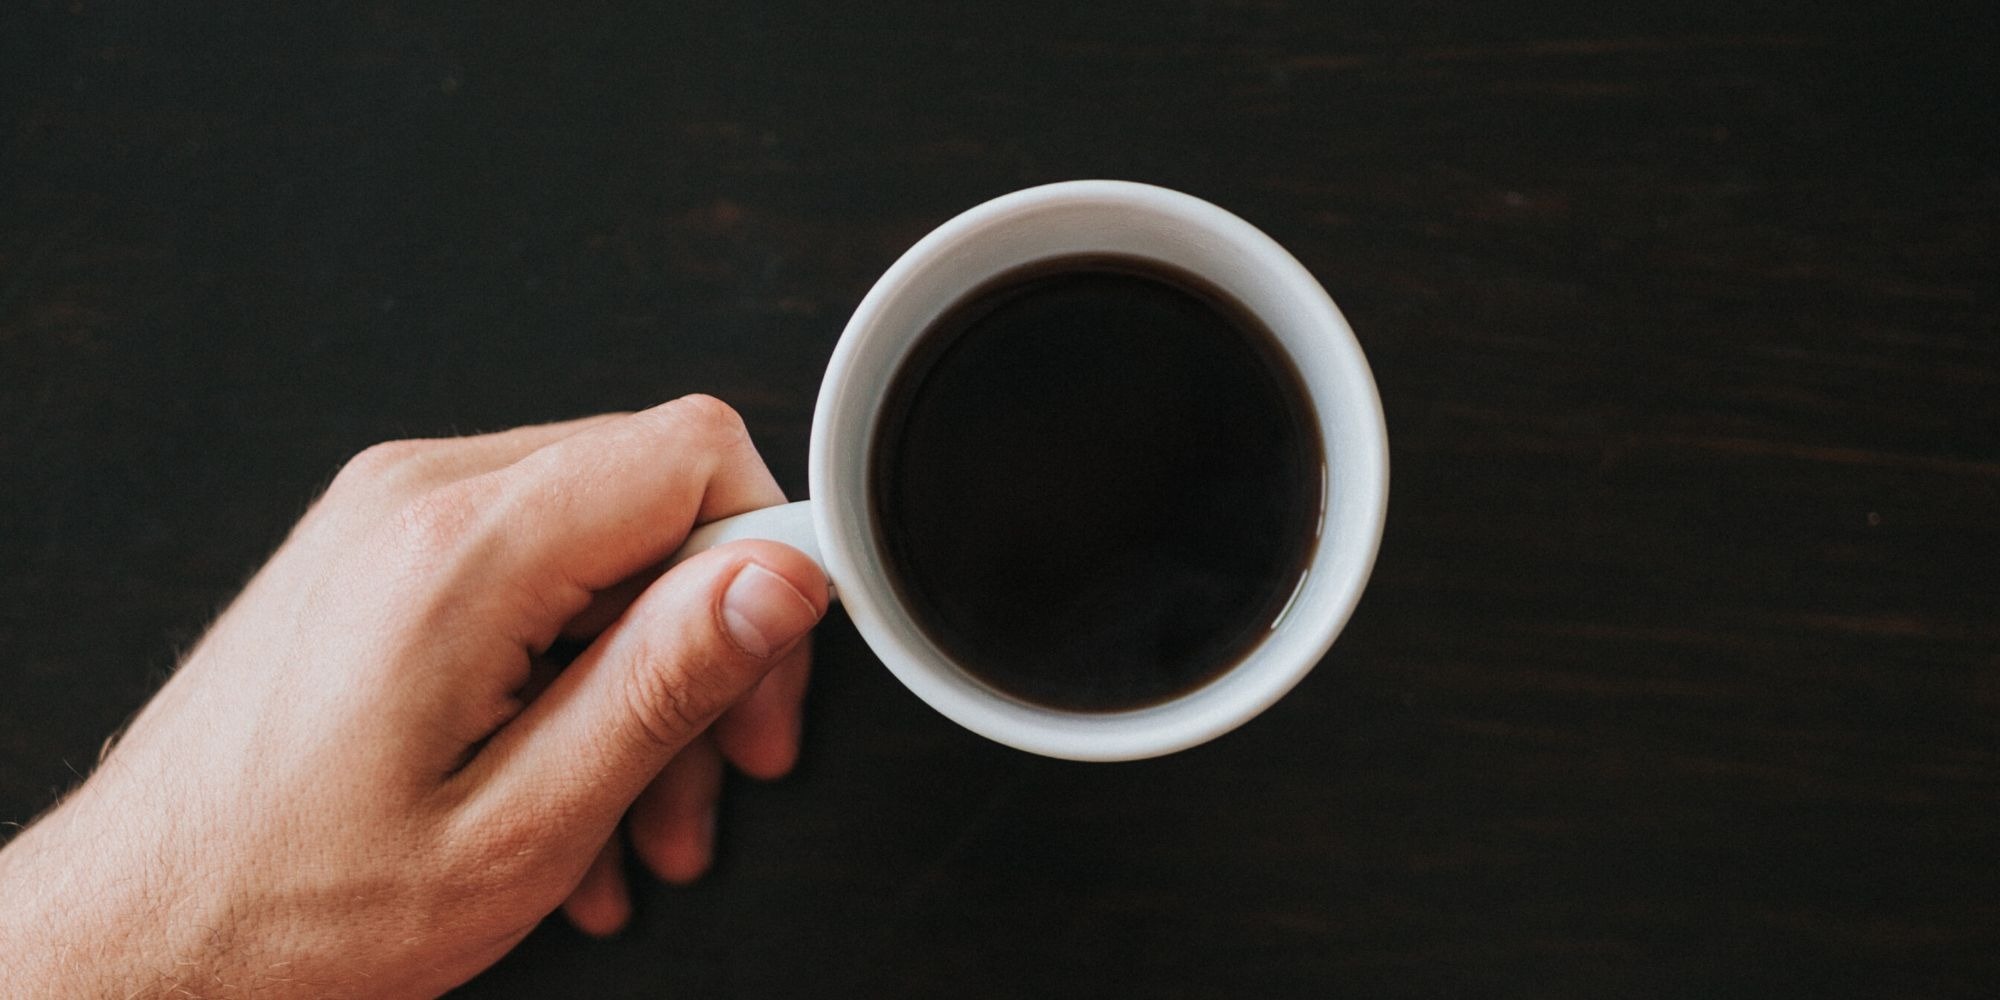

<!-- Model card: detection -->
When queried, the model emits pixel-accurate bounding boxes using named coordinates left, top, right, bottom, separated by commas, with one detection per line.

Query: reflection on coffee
left=869, top=254, right=1324, bottom=712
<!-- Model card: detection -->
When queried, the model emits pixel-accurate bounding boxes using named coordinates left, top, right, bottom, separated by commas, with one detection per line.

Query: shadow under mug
left=670, top=180, right=1388, bottom=761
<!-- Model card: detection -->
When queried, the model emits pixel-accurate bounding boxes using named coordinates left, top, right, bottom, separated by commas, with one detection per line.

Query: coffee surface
left=870, top=254, right=1324, bottom=712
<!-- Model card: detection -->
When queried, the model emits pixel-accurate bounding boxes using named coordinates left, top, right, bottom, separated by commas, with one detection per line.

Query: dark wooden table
left=3, top=2, right=1994, bottom=996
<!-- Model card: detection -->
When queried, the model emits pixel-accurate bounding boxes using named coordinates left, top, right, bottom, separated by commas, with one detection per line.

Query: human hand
left=0, top=396, right=828, bottom=998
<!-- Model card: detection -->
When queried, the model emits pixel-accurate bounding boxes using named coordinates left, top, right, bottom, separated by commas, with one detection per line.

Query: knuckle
left=621, top=651, right=717, bottom=753
left=342, top=438, right=426, bottom=478
left=660, top=393, right=747, bottom=443
left=387, top=481, right=485, bottom=555
left=332, top=439, right=431, bottom=496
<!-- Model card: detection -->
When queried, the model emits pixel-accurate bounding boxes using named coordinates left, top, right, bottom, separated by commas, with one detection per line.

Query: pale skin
left=0, top=395, right=830, bottom=998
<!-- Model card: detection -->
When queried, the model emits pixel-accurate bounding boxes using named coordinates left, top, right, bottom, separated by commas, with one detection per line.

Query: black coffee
left=869, top=254, right=1324, bottom=712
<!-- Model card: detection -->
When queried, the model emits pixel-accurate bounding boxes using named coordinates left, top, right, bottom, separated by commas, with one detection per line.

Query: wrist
left=1, top=821, right=115, bottom=995
left=0, top=799, right=222, bottom=998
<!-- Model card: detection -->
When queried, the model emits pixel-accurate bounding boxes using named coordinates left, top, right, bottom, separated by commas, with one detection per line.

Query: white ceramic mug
left=672, top=180, right=1388, bottom=761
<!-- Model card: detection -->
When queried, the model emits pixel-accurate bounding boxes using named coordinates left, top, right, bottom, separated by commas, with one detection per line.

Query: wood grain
left=2, top=1, right=1993, bottom=996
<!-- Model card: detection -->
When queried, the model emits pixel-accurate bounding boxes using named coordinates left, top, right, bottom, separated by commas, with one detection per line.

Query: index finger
left=455, top=394, right=789, bottom=630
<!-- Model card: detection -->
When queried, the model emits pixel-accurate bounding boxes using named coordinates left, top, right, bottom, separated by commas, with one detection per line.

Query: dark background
left=3, top=1, right=1995, bottom=996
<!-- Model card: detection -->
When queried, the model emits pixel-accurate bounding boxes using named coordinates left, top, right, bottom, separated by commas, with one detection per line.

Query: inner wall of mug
left=811, top=180, right=1387, bottom=761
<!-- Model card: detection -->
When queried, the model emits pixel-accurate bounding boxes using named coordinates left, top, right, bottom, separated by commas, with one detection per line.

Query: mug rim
left=808, top=179, right=1388, bottom=761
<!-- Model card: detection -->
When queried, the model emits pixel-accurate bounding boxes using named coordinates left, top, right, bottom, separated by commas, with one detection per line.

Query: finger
left=483, top=395, right=790, bottom=597
left=331, top=413, right=626, bottom=501
left=559, top=564, right=666, bottom=643
left=419, top=413, right=630, bottom=483
left=559, top=835, right=632, bottom=937
left=711, top=636, right=812, bottom=780
left=459, top=539, right=826, bottom=834
left=628, top=733, right=724, bottom=885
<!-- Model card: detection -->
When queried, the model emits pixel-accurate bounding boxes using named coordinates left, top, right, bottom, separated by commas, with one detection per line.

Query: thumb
left=468, top=539, right=827, bottom=830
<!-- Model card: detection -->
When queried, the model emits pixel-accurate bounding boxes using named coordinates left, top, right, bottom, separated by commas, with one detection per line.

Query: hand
left=0, top=395, right=829, bottom=998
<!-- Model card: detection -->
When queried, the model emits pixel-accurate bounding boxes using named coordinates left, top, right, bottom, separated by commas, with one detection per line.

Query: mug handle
left=666, top=500, right=835, bottom=598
